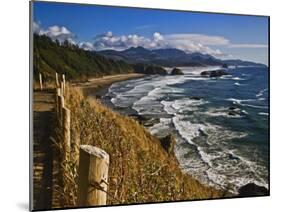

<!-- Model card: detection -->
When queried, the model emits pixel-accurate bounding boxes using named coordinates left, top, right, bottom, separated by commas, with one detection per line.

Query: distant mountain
left=98, top=46, right=266, bottom=67
left=222, top=59, right=267, bottom=67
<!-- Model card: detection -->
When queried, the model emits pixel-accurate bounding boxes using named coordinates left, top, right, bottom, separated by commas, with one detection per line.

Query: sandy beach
left=72, top=73, right=145, bottom=97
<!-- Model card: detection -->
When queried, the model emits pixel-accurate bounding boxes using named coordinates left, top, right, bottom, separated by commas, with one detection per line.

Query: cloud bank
left=33, top=22, right=267, bottom=58
left=33, top=22, right=75, bottom=44
left=88, top=31, right=227, bottom=56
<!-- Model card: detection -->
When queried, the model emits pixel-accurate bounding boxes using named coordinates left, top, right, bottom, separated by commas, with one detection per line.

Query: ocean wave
left=241, top=103, right=268, bottom=109
left=232, top=77, right=245, bottom=81
left=171, top=117, right=267, bottom=191
left=107, top=68, right=269, bottom=192
left=258, top=112, right=269, bottom=116
left=226, top=98, right=256, bottom=104
left=242, top=73, right=251, bottom=77
left=202, top=107, right=244, bottom=118
left=161, top=98, right=208, bottom=115
left=221, top=75, right=233, bottom=79
left=161, top=100, right=177, bottom=115
left=149, top=118, right=172, bottom=136
left=256, top=88, right=268, bottom=97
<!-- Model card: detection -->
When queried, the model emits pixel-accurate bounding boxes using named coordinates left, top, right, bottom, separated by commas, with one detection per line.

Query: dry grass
left=56, top=85, right=223, bottom=207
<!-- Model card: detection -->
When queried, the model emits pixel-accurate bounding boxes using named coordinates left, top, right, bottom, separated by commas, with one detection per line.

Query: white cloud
left=33, top=21, right=75, bottom=43
left=79, top=42, right=94, bottom=51
left=228, top=44, right=268, bottom=48
left=89, top=31, right=227, bottom=56
left=165, top=34, right=229, bottom=46
left=33, top=23, right=267, bottom=57
left=33, top=22, right=40, bottom=34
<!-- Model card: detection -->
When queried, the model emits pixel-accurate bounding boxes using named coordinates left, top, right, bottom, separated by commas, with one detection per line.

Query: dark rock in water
left=159, top=134, right=176, bottom=155
left=228, top=111, right=237, bottom=116
left=200, top=69, right=229, bottom=77
left=228, top=111, right=238, bottom=116
left=190, top=96, right=202, bottom=100
left=227, top=153, right=239, bottom=160
left=129, top=114, right=150, bottom=121
left=238, top=183, right=269, bottom=197
left=198, top=128, right=208, bottom=136
left=171, top=67, right=184, bottom=75
left=229, top=106, right=238, bottom=110
left=222, top=63, right=228, bottom=68
left=129, top=114, right=160, bottom=127
left=228, top=106, right=241, bottom=116
left=145, top=65, right=168, bottom=75
left=143, top=118, right=160, bottom=127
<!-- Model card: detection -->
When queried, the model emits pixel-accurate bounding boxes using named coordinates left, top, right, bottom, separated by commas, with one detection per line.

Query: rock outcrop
left=159, top=134, right=176, bottom=155
left=171, top=68, right=184, bottom=75
left=200, top=69, right=229, bottom=77
left=238, top=183, right=269, bottom=197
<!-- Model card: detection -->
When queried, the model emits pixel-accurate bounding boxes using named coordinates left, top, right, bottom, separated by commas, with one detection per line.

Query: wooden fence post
left=60, top=81, right=64, bottom=97
left=55, top=72, right=59, bottom=88
left=78, top=145, right=110, bottom=206
left=58, top=95, right=64, bottom=125
left=62, top=74, right=66, bottom=94
left=39, top=73, right=43, bottom=91
left=55, top=88, right=61, bottom=118
left=62, top=107, right=71, bottom=162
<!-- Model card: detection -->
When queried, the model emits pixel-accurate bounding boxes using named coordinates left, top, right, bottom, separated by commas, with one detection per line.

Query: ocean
left=104, top=66, right=269, bottom=193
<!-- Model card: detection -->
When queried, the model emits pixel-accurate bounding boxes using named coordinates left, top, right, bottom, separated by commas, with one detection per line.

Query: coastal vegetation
left=59, top=86, right=223, bottom=205
left=33, top=34, right=133, bottom=81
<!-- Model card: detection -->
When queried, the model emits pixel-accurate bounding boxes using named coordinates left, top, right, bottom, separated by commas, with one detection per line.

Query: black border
left=29, top=1, right=270, bottom=211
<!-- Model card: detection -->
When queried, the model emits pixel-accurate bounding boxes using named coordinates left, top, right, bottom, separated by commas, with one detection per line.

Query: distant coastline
left=73, top=73, right=145, bottom=97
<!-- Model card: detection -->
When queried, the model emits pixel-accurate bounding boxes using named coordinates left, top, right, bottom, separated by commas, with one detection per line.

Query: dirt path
left=33, top=90, right=58, bottom=210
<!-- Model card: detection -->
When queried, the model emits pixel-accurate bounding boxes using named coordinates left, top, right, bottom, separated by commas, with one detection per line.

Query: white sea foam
left=161, top=100, right=177, bottom=115
left=149, top=118, right=172, bottom=136
left=202, top=107, right=243, bottom=118
left=227, top=98, right=268, bottom=109
left=258, top=112, right=269, bottom=116
left=241, top=103, right=268, bottom=109
left=226, top=98, right=256, bottom=105
left=232, top=77, right=244, bottom=81
left=256, top=88, right=268, bottom=97
left=107, top=67, right=269, bottom=192
left=170, top=116, right=267, bottom=192
left=177, top=134, right=265, bottom=191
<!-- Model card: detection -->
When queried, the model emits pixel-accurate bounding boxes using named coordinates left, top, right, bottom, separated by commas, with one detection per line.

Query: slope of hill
left=63, top=86, right=223, bottom=205
left=33, top=34, right=133, bottom=81
left=98, top=46, right=266, bottom=67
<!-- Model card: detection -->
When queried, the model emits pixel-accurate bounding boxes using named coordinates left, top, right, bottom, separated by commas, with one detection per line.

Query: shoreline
left=72, top=73, right=145, bottom=98
left=72, top=71, right=268, bottom=197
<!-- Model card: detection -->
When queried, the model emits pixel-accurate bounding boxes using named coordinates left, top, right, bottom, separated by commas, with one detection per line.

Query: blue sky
left=33, top=1, right=269, bottom=65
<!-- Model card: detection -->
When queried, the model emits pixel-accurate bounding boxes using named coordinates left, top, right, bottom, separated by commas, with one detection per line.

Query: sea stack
left=171, top=67, right=184, bottom=75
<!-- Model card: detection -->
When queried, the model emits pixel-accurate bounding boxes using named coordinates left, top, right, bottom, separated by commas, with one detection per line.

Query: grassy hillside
left=33, top=34, right=133, bottom=81
left=61, top=86, right=223, bottom=206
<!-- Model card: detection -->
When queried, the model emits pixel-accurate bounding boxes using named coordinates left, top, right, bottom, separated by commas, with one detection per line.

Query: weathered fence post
left=39, top=73, right=43, bottom=91
left=60, top=81, right=64, bottom=97
left=62, top=106, right=71, bottom=162
left=55, top=72, right=59, bottom=88
left=78, top=145, right=110, bottom=206
left=62, top=74, right=66, bottom=94
left=55, top=88, right=61, bottom=118
left=58, top=94, right=64, bottom=125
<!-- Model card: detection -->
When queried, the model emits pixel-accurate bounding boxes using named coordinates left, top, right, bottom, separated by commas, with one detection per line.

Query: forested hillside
left=33, top=34, right=133, bottom=81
